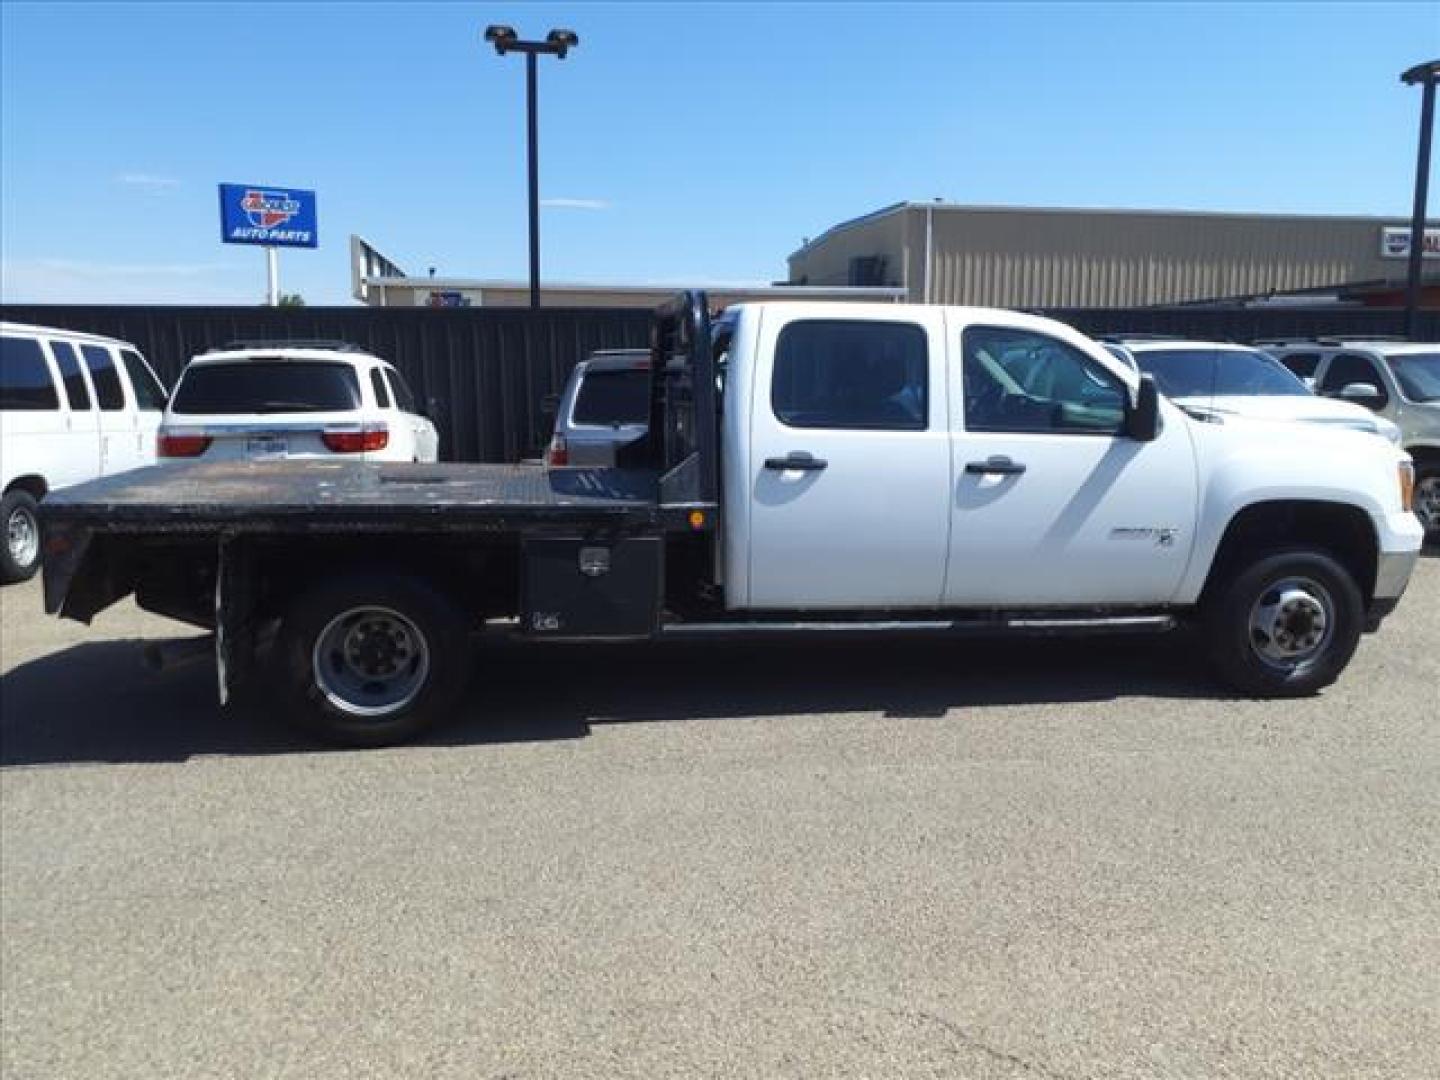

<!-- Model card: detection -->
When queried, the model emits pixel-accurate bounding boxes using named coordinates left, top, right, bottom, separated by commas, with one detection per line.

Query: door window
left=81, top=345, right=127, bottom=411
left=386, top=368, right=418, bottom=414
left=49, top=341, right=92, bottom=410
left=963, top=327, right=1126, bottom=434
left=1318, top=353, right=1389, bottom=407
left=771, top=319, right=927, bottom=430
left=119, top=350, right=168, bottom=410
left=0, top=336, right=60, bottom=410
left=1275, top=351, right=1320, bottom=380
left=370, top=368, right=392, bottom=408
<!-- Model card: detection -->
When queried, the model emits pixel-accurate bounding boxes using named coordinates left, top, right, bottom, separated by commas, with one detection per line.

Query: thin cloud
left=540, top=197, right=611, bottom=210
left=113, top=173, right=181, bottom=192
left=1, top=258, right=245, bottom=304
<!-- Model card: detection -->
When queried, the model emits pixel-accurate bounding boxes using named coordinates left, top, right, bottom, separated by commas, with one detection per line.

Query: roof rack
left=207, top=339, right=372, bottom=354
left=1254, top=335, right=1411, bottom=347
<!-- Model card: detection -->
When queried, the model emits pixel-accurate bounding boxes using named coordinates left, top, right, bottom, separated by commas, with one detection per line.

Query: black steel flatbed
left=41, top=460, right=663, bottom=533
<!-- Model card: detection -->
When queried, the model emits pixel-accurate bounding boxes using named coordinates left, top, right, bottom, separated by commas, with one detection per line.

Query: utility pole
left=1400, top=60, right=1438, bottom=339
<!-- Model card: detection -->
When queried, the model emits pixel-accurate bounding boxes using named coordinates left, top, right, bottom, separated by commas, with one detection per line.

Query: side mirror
left=1337, top=382, right=1383, bottom=409
left=1126, top=375, right=1161, bottom=442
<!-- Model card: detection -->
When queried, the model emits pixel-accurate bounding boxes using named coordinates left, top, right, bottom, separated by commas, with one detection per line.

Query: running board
left=658, top=614, right=1176, bottom=641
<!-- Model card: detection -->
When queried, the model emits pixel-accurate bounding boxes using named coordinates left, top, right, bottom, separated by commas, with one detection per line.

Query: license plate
left=246, top=436, right=288, bottom=459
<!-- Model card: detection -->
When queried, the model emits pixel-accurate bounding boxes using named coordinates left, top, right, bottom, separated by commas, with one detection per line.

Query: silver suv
left=1261, top=339, right=1440, bottom=538
left=543, top=349, right=651, bottom=466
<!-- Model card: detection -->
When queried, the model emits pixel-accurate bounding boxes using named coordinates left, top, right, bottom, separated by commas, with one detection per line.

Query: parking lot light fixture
left=481, top=25, right=581, bottom=309
left=1400, top=60, right=1438, bottom=341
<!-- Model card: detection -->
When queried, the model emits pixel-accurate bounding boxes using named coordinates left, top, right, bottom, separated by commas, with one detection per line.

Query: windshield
left=1389, top=352, right=1440, bottom=402
left=171, top=360, right=361, bottom=415
left=1135, top=348, right=1311, bottom=399
left=572, top=369, right=650, bottom=425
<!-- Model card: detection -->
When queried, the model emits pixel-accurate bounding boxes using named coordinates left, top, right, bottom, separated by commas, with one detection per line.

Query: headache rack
left=617, top=290, right=720, bottom=522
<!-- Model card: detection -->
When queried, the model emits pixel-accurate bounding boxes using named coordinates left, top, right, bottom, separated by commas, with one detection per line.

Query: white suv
left=159, top=341, right=439, bottom=465
left=1261, top=340, right=1440, bottom=538
left=1102, top=337, right=1402, bottom=444
left=1, top=321, right=168, bottom=583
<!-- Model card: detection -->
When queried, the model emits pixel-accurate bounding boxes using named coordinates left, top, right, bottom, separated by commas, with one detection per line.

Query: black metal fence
left=4, top=302, right=1434, bottom=462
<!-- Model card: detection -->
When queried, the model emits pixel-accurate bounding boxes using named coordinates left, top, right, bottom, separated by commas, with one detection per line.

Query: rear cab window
left=170, top=360, right=362, bottom=414
left=771, top=319, right=928, bottom=430
left=572, top=368, right=651, bottom=426
left=1, top=336, right=60, bottom=410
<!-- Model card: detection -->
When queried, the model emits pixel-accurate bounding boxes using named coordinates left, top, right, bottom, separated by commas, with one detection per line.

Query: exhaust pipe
left=142, top=636, right=215, bottom=673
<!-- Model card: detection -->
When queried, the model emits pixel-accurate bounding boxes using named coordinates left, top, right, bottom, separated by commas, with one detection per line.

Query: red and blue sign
left=218, top=183, right=318, bottom=248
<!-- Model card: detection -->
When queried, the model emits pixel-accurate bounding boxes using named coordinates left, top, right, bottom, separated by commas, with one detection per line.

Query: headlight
left=1399, top=460, right=1415, bottom=512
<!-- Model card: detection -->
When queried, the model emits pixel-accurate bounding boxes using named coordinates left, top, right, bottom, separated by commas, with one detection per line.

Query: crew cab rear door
left=745, top=308, right=951, bottom=609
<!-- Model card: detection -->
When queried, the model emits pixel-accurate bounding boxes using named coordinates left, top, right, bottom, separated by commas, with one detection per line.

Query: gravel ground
left=2, top=556, right=1437, bottom=1080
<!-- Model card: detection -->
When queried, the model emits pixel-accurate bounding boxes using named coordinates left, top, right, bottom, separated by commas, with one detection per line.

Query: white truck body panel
left=720, top=303, right=1424, bottom=613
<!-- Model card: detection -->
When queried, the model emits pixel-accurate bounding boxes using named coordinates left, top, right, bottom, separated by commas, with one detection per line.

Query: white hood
left=1172, top=394, right=1398, bottom=440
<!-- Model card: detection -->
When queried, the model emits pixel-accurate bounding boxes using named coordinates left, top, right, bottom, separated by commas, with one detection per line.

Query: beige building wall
left=789, top=205, right=1438, bottom=307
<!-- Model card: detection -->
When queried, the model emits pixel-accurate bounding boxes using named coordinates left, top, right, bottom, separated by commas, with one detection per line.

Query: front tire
left=1204, top=549, right=1363, bottom=698
left=1414, top=464, right=1440, bottom=542
left=277, top=573, right=471, bottom=747
left=1, top=489, right=42, bottom=585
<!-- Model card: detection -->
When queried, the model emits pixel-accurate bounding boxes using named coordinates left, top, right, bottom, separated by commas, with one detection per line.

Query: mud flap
left=214, top=536, right=258, bottom=707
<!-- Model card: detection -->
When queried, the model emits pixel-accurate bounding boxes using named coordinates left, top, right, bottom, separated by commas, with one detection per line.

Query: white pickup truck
left=41, top=294, right=1423, bottom=746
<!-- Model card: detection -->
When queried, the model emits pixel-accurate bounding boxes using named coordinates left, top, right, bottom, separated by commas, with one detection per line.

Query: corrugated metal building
left=787, top=203, right=1440, bottom=308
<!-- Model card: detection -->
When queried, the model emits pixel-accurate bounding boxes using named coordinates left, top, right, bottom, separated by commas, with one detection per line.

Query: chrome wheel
left=1247, top=577, right=1334, bottom=671
left=1415, top=474, right=1440, bottom=534
left=311, top=606, right=430, bottom=718
left=6, top=504, right=39, bottom=570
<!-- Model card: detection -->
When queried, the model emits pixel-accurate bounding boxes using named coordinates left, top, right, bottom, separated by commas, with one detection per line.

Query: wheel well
left=1406, top=445, right=1440, bottom=472
left=3, top=475, right=48, bottom=501
left=1203, top=500, right=1378, bottom=604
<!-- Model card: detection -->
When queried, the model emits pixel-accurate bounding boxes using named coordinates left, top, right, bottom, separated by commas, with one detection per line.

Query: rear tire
left=1, top=490, right=41, bottom=585
left=277, top=572, right=471, bottom=747
left=1203, top=548, right=1363, bottom=698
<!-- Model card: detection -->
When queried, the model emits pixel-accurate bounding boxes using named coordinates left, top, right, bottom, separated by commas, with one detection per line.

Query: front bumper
left=1374, top=546, right=1420, bottom=602
left=1365, top=509, right=1424, bottom=631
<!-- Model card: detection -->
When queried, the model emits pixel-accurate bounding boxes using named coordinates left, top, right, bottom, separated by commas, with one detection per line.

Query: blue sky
left=1, top=1, right=1436, bottom=305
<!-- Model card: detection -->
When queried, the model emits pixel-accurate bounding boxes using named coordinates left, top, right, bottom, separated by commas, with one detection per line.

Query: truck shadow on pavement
left=1, top=632, right=1221, bottom=767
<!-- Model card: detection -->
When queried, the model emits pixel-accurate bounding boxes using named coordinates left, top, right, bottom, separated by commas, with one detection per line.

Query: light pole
left=484, top=24, right=579, bottom=309
left=1400, top=59, right=1438, bottom=340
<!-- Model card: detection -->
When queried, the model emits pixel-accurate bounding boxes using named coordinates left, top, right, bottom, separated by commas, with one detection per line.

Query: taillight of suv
left=322, top=424, right=389, bottom=453
left=545, top=432, right=569, bottom=466
left=157, top=431, right=212, bottom=457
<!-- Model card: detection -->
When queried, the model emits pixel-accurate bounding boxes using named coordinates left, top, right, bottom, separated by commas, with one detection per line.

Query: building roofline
left=787, top=201, right=1439, bottom=262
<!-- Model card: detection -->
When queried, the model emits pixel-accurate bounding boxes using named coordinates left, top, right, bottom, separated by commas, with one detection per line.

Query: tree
left=277, top=293, right=305, bottom=307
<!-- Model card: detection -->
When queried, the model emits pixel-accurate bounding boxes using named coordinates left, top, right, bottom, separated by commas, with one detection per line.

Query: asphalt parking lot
left=2, top=556, right=1437, bottom=1080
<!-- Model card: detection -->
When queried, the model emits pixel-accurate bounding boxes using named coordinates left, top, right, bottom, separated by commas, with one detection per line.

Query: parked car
left=42, top=296, right=1421, bottom=746
left=1260, top=339, right=1440, bottom=538
left=1101, top=337, right=1402, bottom=445
left=544, top=349, right=652, bottom=466
left=0, top=321, right=168, bottom=583
left=158, top=341, right=439, bottom=464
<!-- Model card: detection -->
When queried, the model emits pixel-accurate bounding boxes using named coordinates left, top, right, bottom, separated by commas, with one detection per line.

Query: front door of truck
left=746, top=311, right=951, bottom=609
left=942, top=321, right=1197, bottom=606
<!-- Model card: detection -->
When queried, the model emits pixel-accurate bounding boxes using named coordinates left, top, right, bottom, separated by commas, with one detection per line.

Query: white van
left=0, top=322, right=168, bottom=583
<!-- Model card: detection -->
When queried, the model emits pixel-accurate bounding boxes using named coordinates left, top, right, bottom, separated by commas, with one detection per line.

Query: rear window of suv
left=572, top=368, right=651, bottom=425
left=171, top=360, right=362, bottom=415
